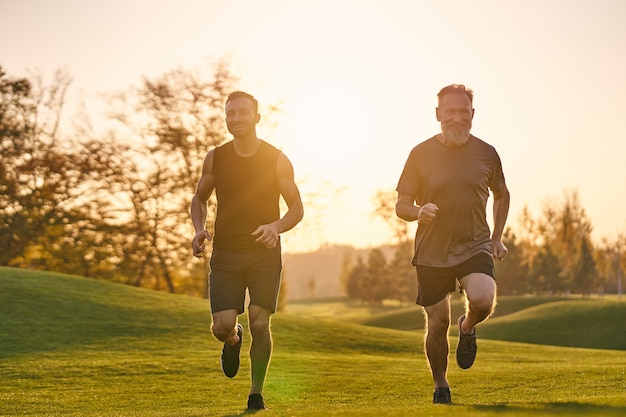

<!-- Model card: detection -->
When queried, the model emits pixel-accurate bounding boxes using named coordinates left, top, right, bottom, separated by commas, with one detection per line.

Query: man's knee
left=211, top=310, right=238, bottom=342
left=424, top=298, right=451, bottom=335
left=468, top=287, right=495, bottom=312
left=427, top=313, right=450, bottom=335
left=248, top=305, right=271, bottom=338
left=462, top=273, right=496, bottom=312
left=211, top=323, right=234, bottom=342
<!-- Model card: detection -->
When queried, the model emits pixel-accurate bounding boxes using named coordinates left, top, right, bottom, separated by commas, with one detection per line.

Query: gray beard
left=441, top=128, right=471, bottom=147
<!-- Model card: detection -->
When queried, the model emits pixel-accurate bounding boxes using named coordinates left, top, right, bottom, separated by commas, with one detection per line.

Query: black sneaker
left=221, top=323, right=243, bottom=378
left=247, top=393, right=268, bottom=410
left=456, top=315, right=477, bottom=369
left=433, top=386, right=451, bottom=404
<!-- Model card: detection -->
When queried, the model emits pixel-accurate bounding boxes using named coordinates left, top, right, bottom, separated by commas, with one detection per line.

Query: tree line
left=1, top=63, right=238, bottom=297
left=341, top=190, right=625, bottom=304
left=2, top=63, right=624, bottom=302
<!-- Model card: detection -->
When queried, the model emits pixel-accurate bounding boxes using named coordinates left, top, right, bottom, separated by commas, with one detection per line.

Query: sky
left=2, top=0, right=626, bottom=253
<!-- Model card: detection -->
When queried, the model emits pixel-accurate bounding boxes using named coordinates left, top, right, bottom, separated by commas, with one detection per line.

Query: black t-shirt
left=396, top=134, right=506, bottom=267
left=213, top=140, right=281, bottom=249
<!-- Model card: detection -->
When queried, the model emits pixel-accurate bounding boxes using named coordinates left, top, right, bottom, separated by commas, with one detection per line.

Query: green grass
left=312, top=295, right=626, bottom=351
left=1, top=266, right=625, bottom=416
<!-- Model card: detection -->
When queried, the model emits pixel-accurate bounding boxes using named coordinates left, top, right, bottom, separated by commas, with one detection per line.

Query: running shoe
left=432, top=386, right=451, bottom=404
left=221, top=323, right=243, bottom=378
left=456, top=314, right=477, bottom=369
left=247, top=393, right=268, bottom=410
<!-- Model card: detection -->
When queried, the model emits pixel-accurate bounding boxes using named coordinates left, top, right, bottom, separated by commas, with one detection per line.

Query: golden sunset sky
left=2, top=0, right=625, bottom=252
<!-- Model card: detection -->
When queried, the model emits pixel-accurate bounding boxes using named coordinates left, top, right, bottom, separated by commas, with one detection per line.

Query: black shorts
left=415, top=252, right=495, bottom=307
left=209, top=244, right=282, bottom=314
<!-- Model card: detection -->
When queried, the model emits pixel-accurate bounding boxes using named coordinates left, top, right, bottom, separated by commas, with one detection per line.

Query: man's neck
left=233, top=135, right=261, bottom=157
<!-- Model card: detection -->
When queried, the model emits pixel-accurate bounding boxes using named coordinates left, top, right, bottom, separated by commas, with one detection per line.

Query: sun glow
left=3, top=0, right=626, bottom=252
left=267, top=80, right=398, bottom=252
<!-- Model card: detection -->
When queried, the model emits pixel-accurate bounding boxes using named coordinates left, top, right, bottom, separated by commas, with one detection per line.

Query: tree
left=534, top=190, right=595, bottom=295
left=371, top=190, right=417, bottom=303
left=528, top=242, right=561, bottom=294
left=343, top=255, right=367, bottom=300
left=575, top=236, right=598, bottom=297
left=362, top=248, right=390, bottom=305
left=1, top=67, right=65, bottom=263
left=509, top=190, right=605, bottom=296
left=1, top=62, right=253, bottom=297
left=494, top=228, right=530, bottom=295
left=98, top=61, right=239, bottom=295
left=0, top=66, right=114, bottom=273
left=386, top=240, right=417, bottom=303
left=596, top=234, right=624, bottom=296
left=342, top=248, right=392, bottom=305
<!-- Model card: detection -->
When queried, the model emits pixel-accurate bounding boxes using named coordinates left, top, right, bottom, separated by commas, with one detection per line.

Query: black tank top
left=213, top=140, right=281, bottom=249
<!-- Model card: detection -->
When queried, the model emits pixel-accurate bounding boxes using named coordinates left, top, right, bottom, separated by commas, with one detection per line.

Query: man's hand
left=492, top=239, right=508, bottom=261
left=251, top=223, right=280, bottom=249
left=417, top=203, right=439, bottom=224
left=192, top=230, right=212, bottom=257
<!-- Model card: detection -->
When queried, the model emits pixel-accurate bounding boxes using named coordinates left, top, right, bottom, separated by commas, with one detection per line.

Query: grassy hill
left=293, top=295, right=626, bottom=351
left=1, top=266, right=625, bottom=416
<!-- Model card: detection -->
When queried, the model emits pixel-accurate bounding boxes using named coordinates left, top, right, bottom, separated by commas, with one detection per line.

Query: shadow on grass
left=219, top=409, right=265, bottom=417
left=471, top=402, right=626, bottom=416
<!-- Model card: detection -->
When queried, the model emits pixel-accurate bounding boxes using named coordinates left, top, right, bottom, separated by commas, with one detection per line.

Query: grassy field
left=1, top=266, right=625, bottom=416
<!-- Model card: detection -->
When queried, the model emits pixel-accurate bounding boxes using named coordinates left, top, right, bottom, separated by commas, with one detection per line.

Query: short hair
left=437, top=84, right=473, bottom=105
left=226, top=91, right=259, bottom=113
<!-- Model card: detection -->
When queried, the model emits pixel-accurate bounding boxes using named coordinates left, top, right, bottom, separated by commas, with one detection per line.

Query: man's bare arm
left=275, top=153, right=304, bottom=233
left=251, top=153, right=304, bottom=248
left=190, top=150, right=216, bottom=257
left=396, top=192, right=439, bottom=224
left=491, top=182, right=510, bottom=260
left=396, top=192, right=420, bottom=222
left=491, top=182, right=510, bottom=242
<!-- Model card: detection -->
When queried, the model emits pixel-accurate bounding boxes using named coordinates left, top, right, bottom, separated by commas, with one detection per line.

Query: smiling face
left=436, top=92, right=474, bottom=147
left=225, top=97, right=260, bottom=139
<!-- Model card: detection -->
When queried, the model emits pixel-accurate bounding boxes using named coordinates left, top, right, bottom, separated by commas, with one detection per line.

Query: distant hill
left=282, top=244, right=397, bottom=300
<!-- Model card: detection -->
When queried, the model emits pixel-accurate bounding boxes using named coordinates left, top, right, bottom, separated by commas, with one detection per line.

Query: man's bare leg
left=248, top=305, right=272, bottom=395
left=423, top=295, right=451, bottom=389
